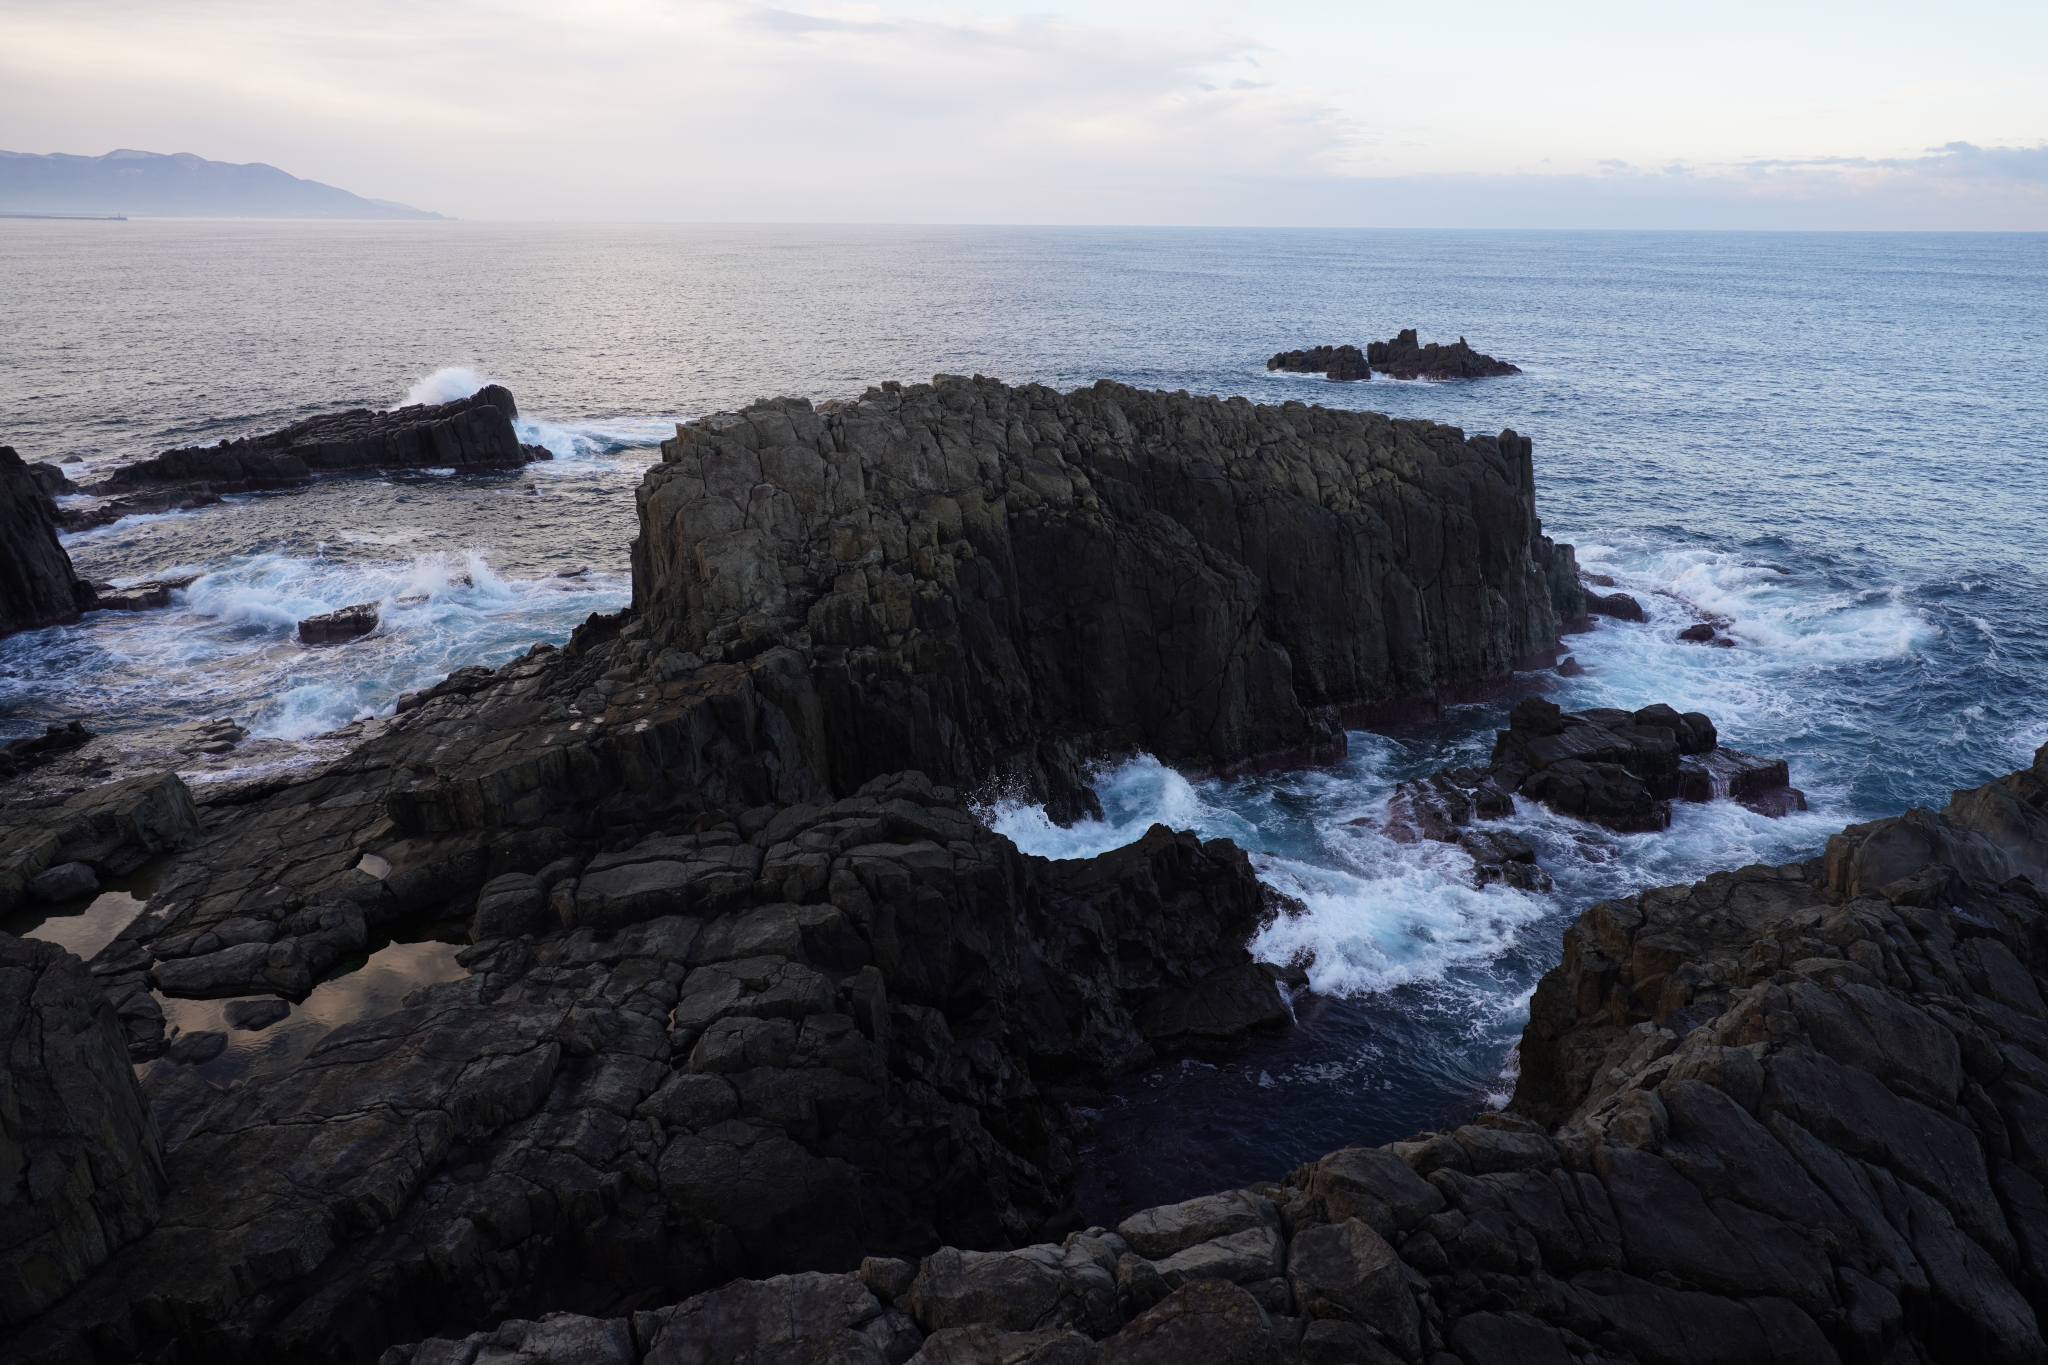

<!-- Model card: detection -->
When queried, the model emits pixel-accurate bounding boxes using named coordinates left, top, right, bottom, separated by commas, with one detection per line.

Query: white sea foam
left=398, top=366, right=488, bottom=409
left=62, top=548, right=628, bottom=743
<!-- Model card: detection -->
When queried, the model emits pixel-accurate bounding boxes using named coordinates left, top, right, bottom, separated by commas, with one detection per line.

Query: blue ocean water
left=4, top=221, right=2044, bottom=1213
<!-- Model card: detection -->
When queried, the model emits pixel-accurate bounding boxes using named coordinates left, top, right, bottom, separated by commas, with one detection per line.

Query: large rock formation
left=355, top=750, right=2048, bottom=1365
left=0, top=934, right=167, bottom=1331
left=89, top=384, right=547, bottom=501
left=632, top=377, right=1581, bottom=814
left=1366, top=330, right=1520, bottom=381
left=1266, top=346, right=1371, bottom=381
left=0, top=445, right=95, bottom=638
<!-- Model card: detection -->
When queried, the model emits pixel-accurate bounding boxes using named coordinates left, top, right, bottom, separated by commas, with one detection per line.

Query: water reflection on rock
left=136, top=933, right=470, bottom=1102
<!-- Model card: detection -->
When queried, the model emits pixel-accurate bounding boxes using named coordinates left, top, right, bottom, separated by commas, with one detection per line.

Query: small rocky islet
left=2, top=376, right=2046, bottom=1365
left=1268, top=331, right=1521, bottom=383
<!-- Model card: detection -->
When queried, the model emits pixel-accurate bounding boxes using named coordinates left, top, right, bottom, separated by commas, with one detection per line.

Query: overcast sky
left=4, top=0, right=2044, bottom=227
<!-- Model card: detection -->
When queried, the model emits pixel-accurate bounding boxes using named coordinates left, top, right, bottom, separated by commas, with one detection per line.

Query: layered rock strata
left=633, top=377, right=1582, bottom=814
left=0, top=445, right=95, bottom=638
left=1366, top=330, right=1521, bottom=381
left=90, top=384, right=548, bottom=500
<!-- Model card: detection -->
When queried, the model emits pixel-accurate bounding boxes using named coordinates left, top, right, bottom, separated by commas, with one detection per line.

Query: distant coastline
left=0, top=149, right=446, bottom=220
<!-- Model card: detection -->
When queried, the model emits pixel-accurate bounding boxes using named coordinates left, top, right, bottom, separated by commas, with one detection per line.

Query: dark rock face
left=1387, top=700, right=1803, bottom=882
left=23, top=462, right=76, bottom=498
left=1585, top=590, right=1645, bottom=622
left=1265, top=346, right=1370, bottom=381
left=1, top=605, right=1294, bottom=1360
left=0, top=933, right=167, bottom=1329
left=0, top=721, right=94, bottom=782
left=301, top=602, right=382, bottom=644
left=92, top=384, right=546, bottom=498
left=0, top=769, right=200, bottom=918
left=633, top=378, right=1580, bottom=811
left=0, top=445, right=95, bottom=638
left=370, top=745, right=2048, bottom=1365
left=1365, top=329, right=1520, bottom=381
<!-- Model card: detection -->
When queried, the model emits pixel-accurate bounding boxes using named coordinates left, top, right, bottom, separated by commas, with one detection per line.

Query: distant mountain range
left=0, top=149, right=447, bottom=219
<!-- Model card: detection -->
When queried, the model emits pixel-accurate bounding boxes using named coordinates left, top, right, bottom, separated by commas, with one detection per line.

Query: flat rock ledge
left=67, top=385, right=549, bottom=522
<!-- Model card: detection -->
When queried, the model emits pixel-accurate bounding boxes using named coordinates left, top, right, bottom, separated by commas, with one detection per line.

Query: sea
left=4, top=220, right=2045, bottom=1219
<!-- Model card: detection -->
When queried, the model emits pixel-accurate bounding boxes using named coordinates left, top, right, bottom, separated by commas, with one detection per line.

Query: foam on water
left=398, top=365, right=488, bottom=409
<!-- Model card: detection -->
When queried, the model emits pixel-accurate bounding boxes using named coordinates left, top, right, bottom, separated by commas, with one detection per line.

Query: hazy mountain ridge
left=0, top=149, right=446, bottom=219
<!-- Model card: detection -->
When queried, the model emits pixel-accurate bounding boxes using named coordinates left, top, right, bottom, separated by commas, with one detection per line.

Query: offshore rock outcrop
left=87, top=384, right=548, bottom=503
left=633, top=376, right=1582, bottom=815
left=1266, top=346, right=1371, bottom=381
left=1367, top=330, right=1521, bottom=381
left=0, top=445, right=96, bottom=638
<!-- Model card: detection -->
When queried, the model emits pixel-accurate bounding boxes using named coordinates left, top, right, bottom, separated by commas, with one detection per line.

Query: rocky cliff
left=633, top=377, right=1580, bottom=814
left=338, top=754, right=2048, bottom=1365
left=0, top=445, right=94, bottom=638
left=0, top=935, right=166, bottom=1331
left=91, top=384, right=545, bottom=499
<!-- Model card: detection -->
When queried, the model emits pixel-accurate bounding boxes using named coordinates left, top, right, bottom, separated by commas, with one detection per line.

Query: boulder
left=299, top=602, right=380, bottom=645
left=1587, top=590, right=1647, bottom=621
left=1283, top=1218, right=1419, bottom=1359
left=1095, top=1279, right=1277, bottom=1365
left=26, top=861, right=97, bottom=902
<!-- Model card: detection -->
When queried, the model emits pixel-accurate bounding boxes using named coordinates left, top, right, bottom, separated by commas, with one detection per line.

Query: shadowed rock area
left=0, top=445, right=96, bottom=638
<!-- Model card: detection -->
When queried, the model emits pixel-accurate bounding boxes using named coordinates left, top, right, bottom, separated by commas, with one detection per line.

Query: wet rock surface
left=1365, top=330, right=1521, bottom=381
left=1, top=444, right=96, bottom=638
left=301, top=602, right=383, bottom=645
left=634, top=377, right=1581, bottom=813
left=1385, top=697, right=1805, bottom=887
left=85, top=384, right=548, bottom=502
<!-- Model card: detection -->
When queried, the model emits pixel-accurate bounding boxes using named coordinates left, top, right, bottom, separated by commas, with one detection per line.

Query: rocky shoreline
left=3, top=376, right=2044, bottom=1365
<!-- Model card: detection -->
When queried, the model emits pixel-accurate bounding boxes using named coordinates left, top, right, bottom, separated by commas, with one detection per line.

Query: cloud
left=0, top=0, right=2041, bottom=227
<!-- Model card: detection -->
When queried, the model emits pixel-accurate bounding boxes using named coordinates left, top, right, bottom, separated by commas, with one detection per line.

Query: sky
left=2, top=0, right=2045, bottom=227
